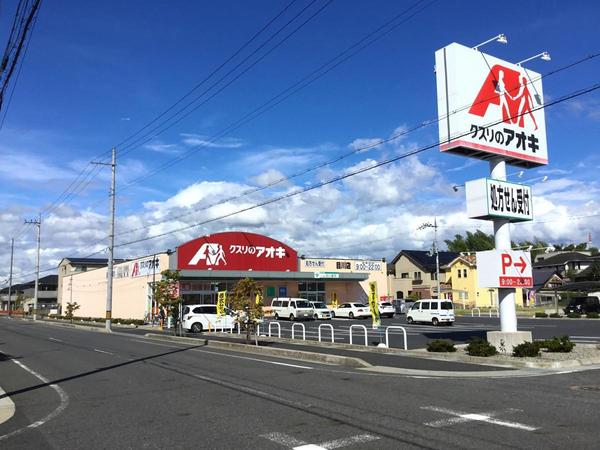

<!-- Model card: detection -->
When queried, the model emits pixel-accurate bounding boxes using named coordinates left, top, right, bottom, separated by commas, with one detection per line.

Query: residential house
left=388, top=250, right=459, bottom=299
left=1, top=275, right=58, bottom=313
left=534, top=251, right=599, bottom=279
left=526, top=268, right=563, bottom=306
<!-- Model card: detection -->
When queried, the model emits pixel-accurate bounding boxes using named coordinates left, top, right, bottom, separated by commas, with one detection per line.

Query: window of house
left=463, top=269, right=468, bottom=277
left=431, top=272, right=438, bottom=281
left=401, top=273, right=409, bottom=279
left=457, top=270, right=462, bottom=278
left=414, top=272, right=422, bottom=280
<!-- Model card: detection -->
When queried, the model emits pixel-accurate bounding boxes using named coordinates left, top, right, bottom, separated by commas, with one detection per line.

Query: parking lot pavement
left=255, top=316, right=600, bottom=350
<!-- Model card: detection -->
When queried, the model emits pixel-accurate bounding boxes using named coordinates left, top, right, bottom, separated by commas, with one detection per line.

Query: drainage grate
left=571, top=385, right=600, bottom=392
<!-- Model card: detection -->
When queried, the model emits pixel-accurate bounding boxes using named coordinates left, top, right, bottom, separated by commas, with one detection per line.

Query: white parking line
left=93, top=349, right=114, bottom=355
left=262, top=432, right=379, bottom=449
left=422, top=406, right=537, bottom=431
left=0, top=360, right=70, bottom=442
left=49, top=337, right=63, bottom=342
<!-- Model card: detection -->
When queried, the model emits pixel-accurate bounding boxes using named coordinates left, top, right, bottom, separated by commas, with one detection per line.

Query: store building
left=60, top=231, right=388, bottom=321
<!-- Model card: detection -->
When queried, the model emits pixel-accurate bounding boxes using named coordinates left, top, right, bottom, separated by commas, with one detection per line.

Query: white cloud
left=180, top=133, right=244, bottom=148
left=0, top=148, right=73, bottom=182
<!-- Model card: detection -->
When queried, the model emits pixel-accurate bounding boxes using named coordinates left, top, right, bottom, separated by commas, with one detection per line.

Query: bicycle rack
left=291, top=322, right=306, bottom=340
left=385, top=326, right=407, bottom=350
left=471, top=308, right=481, bottom=317
left=489, top=308, right=499, bottom=318
left=349, top=324, right=368, bottom=346
left=268, top=321, right=281, bottom=338
left=318, top=323, right=334, bottom=343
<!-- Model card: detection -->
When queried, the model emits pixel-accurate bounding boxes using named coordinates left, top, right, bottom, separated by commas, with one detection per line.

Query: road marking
left=422, top=406, right=537, bottom=431
left=197, top=348, right=314, bottom=370
left=0, top=360, right=70, bottom=441
left=93, top=348, right=114, bottom=355
left=570, top=336, right=600, bottom=339
left=262, top=432, right=379, bottom=449
left=49, top=337, right=63, bottom=342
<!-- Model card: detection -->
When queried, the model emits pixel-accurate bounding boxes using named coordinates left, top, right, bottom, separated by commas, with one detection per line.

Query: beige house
left=387, top=250, right=459, bottom=300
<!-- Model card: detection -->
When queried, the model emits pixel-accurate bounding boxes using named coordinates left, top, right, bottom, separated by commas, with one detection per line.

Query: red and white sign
left=435, top=43, right=548, bottom=168
left=177, top=231, right=298, bottom=272
left=476, top=249, right=533, bottom=288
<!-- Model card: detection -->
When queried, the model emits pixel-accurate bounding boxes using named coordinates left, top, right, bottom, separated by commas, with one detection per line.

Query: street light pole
left=92, top=148, right=117, bottom=331
left=419, top=218, right=441, bottom=299
left=7, top=238, right=14, bottom=316
left=24, top=213, right=41, bottom=320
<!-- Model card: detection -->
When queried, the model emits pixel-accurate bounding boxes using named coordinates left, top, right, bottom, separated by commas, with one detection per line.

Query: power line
left=111, top=79, right=600, bottom=250
left=108, top=51, right=600, bottom=240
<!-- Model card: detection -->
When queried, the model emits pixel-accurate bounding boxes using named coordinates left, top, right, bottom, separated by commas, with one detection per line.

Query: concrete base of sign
left=487, top=331, right=533, bottom=354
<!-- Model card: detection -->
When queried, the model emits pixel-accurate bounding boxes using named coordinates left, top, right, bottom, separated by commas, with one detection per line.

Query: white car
left=378, top=301, right=395, bottom=318
left=332, top=302, right=371, bottom=319
left=406, top=299, right=455, bottom=326
left=310, top=301, right=332, bottom=320
left=271, top=298, right=314, bottom=321
left=183, top=304, right=237, bottom=333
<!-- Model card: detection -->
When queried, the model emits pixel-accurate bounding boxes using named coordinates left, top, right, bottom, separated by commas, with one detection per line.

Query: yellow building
left=444, top=255, right=523, bottom=308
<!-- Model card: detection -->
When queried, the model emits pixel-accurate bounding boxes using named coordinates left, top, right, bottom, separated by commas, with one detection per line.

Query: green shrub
left=535, top=312, right=548, bottom=318
left=513, top=341, right=541, bottom=357
left=426, top=339, right=456, bottom=352
left=567, top=312, right=581, bottom=318
left=132, top=319, right=145, bottom=326
left=549, top=313, right=561, bottom=318
left=586, top=312, right=599, bottom=319
left=466, top=337, right=497, bottom=357
left=540, top=335, right=575, bottom=353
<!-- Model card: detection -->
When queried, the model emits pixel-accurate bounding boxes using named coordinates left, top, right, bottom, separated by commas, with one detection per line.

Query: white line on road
left=197, top=349, right=314, bottom=370
left=48, top=337, right=63, bottom=343
left=421, top=406, right=537, bottom=431
left=262, top=432, right=379, bottom=449
left=570, top=336, right=600, bottom=339
left=317, top=433, right=379, bottom=449
left=0, top=360, right=70, bottom=442
left=93, top=349, right=114, bottom=355
left=262, top=432, right=306, bottom=447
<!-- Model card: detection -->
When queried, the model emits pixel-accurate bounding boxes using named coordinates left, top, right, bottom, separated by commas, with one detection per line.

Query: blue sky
left=1, top=0, right=599, bottom=282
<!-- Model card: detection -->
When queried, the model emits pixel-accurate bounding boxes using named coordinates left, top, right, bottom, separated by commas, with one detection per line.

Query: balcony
left=412, top=279, right=423, bottom=285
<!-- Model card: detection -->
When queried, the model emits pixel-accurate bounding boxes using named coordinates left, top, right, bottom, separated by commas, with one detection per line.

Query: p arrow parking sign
left=476, top=249, right=533, bottom=288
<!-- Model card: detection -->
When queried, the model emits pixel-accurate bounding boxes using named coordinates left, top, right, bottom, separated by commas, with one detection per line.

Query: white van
left=309, top=301, right=332, bottom=320
left=183, top=304, right=237, bottom=333
left=406, top=299, right=454, bottom=326
left=271, top=298, right=314, bottom=321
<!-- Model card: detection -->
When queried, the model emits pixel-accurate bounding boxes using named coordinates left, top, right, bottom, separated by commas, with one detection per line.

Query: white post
left=7, top=238, right=14, bottom=316
left=105, top=148, right=117, bottom=331
left=490, top=158, right=518, bottom=332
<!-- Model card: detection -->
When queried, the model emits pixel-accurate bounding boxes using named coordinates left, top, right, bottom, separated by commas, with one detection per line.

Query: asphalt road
left=1, top=317, right=600, bottom=449
left=252, top=315, right=600, bottom=349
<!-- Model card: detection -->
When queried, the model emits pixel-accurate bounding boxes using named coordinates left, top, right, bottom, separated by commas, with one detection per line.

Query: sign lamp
left=473, top=33, right=507, bottom=51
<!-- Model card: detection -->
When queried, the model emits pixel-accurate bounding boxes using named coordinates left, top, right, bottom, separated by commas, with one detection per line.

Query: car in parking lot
left=271, top=298, right=314, bottom=321
left=310, top=301, right=332, bottom=319
left=183, top=304, right=237, bottom=333
left=406, top=299, right=454, bottom=326
left=563, top=296, right=600, bottom=315
left=378, top=301, right=395, bottom=318
left=332, top=302, right=371, bottom=319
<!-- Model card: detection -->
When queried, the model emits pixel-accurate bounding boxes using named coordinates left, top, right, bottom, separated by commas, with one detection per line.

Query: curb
left=0, top=386, right=16, bottom=426
left=144, top=333, right=372, bottom=368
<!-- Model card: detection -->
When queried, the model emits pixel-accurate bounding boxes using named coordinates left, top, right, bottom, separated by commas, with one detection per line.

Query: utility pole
left=7, top=237, right=14, bottom=316
left=24, top=213, right=41, bottom=320
left=419, top=218, right=441, bottom=299
left=93, top=148, right=117, bottom=331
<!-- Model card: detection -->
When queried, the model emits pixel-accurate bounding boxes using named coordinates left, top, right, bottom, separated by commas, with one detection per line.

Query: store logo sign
left=189, top=243, right=227, bottom=267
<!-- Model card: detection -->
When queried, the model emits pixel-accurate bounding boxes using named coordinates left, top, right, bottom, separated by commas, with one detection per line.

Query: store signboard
left=477, top=249, right=533, bottom=288
left=435, top=42, right=548, bottom=168
left=466, top=178, right=533, bottom=222
left=131, top=256, right=161, bottom=277
left=178, top=232, right=298, bottom=272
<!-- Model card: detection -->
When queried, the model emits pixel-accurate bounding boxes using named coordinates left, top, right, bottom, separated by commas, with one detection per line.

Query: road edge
left=0, top=386, right=16, bottom=426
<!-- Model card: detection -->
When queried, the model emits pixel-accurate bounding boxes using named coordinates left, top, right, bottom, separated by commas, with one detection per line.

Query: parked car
left=271, top=298, right=314, bottom=321
left=378, top=301, right=395, bottom=318
left=563, top=296, right=600, bottom=315
left=332, top=302, right=371, bottom=319
left=406, top=299, right=454, bottom=326
left=183, top=304, right=237, bottom=333
left=310, top=301, right=332, bottom=320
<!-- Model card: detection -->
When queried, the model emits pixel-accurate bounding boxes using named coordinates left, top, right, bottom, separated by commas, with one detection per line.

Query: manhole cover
left=571, top=385, right=600, bottom=392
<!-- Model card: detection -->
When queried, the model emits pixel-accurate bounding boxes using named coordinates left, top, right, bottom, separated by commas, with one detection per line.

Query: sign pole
left=490, top=158, right=518, bottom=332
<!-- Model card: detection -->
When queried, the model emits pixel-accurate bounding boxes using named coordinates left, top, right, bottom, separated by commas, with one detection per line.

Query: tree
left=154, top=270, right=182, bottom=334
left=228, top=278, right=263, bottom=344
left=65, top=301, right=80, bottom=323
left=444, top=230, right=494, bottom=252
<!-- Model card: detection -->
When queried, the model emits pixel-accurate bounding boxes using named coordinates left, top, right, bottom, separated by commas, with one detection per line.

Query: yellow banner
left=217, top=291, right=226, bottom=317
left=255, top=291, right=263, bottom=305
left=368, top=281, right=381, bottom=328
left=331, top=291, right=338, bottom=308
